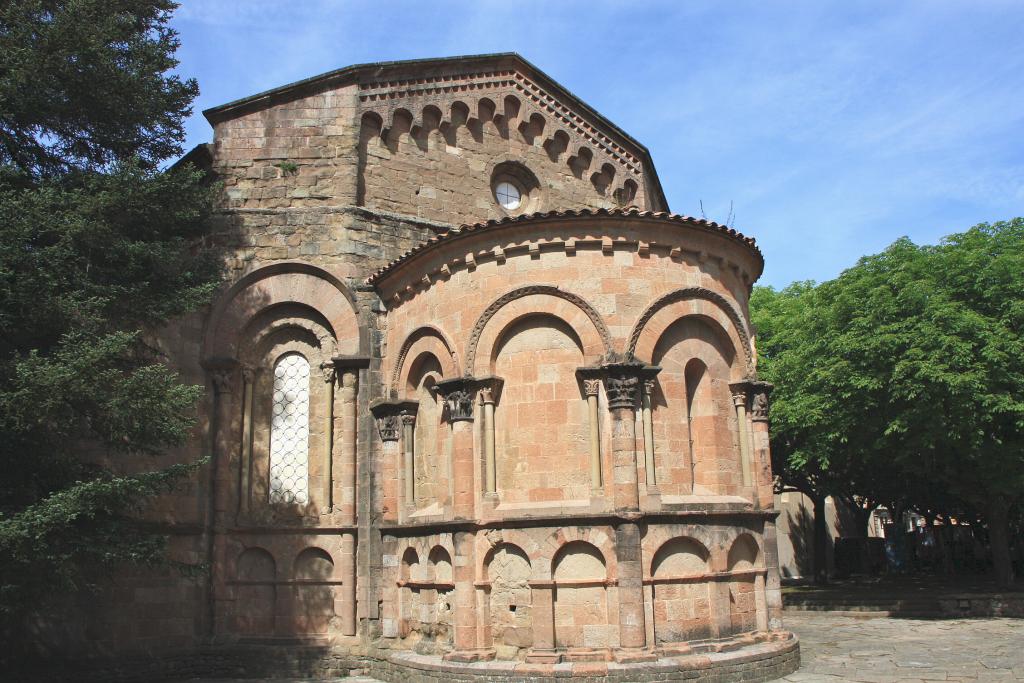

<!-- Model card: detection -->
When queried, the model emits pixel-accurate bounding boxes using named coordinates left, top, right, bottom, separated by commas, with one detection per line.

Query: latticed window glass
left=494, top=180, right=521, bottom=210
left=269, top=353, right=310, bottom=504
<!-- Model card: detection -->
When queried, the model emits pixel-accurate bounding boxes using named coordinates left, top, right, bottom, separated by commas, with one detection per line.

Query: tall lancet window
left=269, top=352, right=310, bottom=504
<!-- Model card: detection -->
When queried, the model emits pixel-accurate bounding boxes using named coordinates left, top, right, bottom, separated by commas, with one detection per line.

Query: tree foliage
left=0, top=0, right=197, bottom=178
left=0, top=0, right=220, bottom=639
left=752, top=219, right=1024, bottom=585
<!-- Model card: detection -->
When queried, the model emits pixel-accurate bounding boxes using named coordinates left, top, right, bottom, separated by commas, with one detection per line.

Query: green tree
left=0, top=0, right=220, bottom=644
left=752, top=282, right=892, bottom=582
left=752, top=220, right=1024, bottom=586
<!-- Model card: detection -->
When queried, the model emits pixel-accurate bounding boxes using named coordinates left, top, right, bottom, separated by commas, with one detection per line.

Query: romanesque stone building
left=66, top=54, right=799, bottom=681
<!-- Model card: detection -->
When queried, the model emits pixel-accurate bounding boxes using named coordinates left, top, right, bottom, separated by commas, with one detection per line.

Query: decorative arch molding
left=203, top=262, right=364, bottom=361
left=391, top=326, right=460, bottom=395
left=628, top=287, right=754, bottom=375
left=242, top=314, right=338, bottom=366
left=465, top=285, right=613, bottom=376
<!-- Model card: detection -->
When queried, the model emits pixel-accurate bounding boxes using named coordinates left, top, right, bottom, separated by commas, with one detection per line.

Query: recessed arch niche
left=292, top=547, right=335, bottom=634
left=406, top=351, right=447, bottom=510
left=491, top=313, right=589, bottom=504
left=726, top=534, right=761, bottom=635
left=233, top=547, right=276, bottom=636
left=428, top=546, right=455, bottom=645
left=485, top=543, right=533, bottom=655
left=650, top=537, right=712, bottom=644
left=204, top=262, right=362, bottom=361
left=551, top=541, right=609, bottom=649
left=650, top=315, right=741, bottom=496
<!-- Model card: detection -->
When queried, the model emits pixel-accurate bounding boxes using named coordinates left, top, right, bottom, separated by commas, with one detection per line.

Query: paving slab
left=782, top=614, right=1024, bottom=683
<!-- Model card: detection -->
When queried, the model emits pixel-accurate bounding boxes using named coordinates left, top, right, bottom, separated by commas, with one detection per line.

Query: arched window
left=269, top=352, right=310, bottom=504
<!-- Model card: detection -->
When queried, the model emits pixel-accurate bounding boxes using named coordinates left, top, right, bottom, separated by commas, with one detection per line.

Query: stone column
left=476, top=582, right=491, bottom=650
left=202, top=357, right=239, bottom=637
left=602, top=363, right=655, bottom=660
left=476, top=377, right=503, bottom=495
left=238, top=365, right=257, bottom=519
left=749, top=381, right=774, bottom=509
left=331, top=356, right=369, bottom=636
left=337, top=367, right=358, bottom=637
left=339, top=532, right=357, bottom=635
left=582, top=376, right=603, bottom=490
left=436, top=377, right=477, bottom=519
left=604, top=364, right=642, bottom=511
left=337, top=368, right=358, bottom=524
left=749, top=381, right=782, bottom=628
left=615, top=522, right=653, bottom=660
left=371, top=398, right=418, bottom=520
left=401, top=412, right=416, bottom=505
left=320, top=362, right=336, bottom=512
left=641, top=378, right=657, bottom=486
left=729, top=382, right=752, bottom=489
left=754, top=570, right=768, bottom=632
left=710, top=559, right=733, bottom=639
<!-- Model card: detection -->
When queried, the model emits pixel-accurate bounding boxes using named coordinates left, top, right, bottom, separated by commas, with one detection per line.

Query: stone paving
left=782, top=614, right=1024, bottom=682
left=180, top=614, right=1024, bottom=682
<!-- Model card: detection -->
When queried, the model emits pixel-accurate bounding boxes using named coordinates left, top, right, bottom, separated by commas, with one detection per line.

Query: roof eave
left=367, top=209, right=764, bottom=290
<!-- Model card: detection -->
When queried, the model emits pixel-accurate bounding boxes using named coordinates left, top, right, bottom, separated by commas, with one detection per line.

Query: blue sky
left=170, top=1, right=1024, bottom=288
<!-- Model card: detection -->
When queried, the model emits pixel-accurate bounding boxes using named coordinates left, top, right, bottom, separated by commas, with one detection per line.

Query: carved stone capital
left=728, top=381, right=751, bottom=403
left=601, top=362, right=660, bottom=411
left=320, top=361, right=337, bottom=385
left=605, top=373, right=639, bottom=410
left=370, top=399, right=419, bottom=441
left=576, top=366, right=606, bottom=398
left=241, top=364, right=257, bottom=384
left=749, top=381, right=773, bottom=421
left=377, top=414, right=400, bottom=441
left=476, top=375, right=504, bottom=405
left=400, top=412, right=417, bottom=427
left=202, top=357, right=239, bottom=395
left=434, top=377, right=476, bottom=422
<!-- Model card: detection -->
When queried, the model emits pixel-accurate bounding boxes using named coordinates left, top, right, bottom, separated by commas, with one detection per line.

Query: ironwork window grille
left=269, top=353, right=310, bottom=504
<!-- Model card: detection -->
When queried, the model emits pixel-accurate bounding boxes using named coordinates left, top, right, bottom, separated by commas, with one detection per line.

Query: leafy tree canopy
left=752, top=218, right=1024, bottom=585
left=0, top=0, right=220, bottom=641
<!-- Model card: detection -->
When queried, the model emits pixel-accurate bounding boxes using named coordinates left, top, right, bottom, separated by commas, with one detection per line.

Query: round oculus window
left=494, top=181, right=522, bottom=210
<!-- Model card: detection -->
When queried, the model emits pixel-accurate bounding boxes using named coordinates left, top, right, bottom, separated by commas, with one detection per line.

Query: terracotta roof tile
left=366, top=207, right=762, bottom=286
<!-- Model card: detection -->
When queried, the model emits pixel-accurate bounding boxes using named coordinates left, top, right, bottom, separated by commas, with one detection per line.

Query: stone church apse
left=66, top=54, right=800, bottom=682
